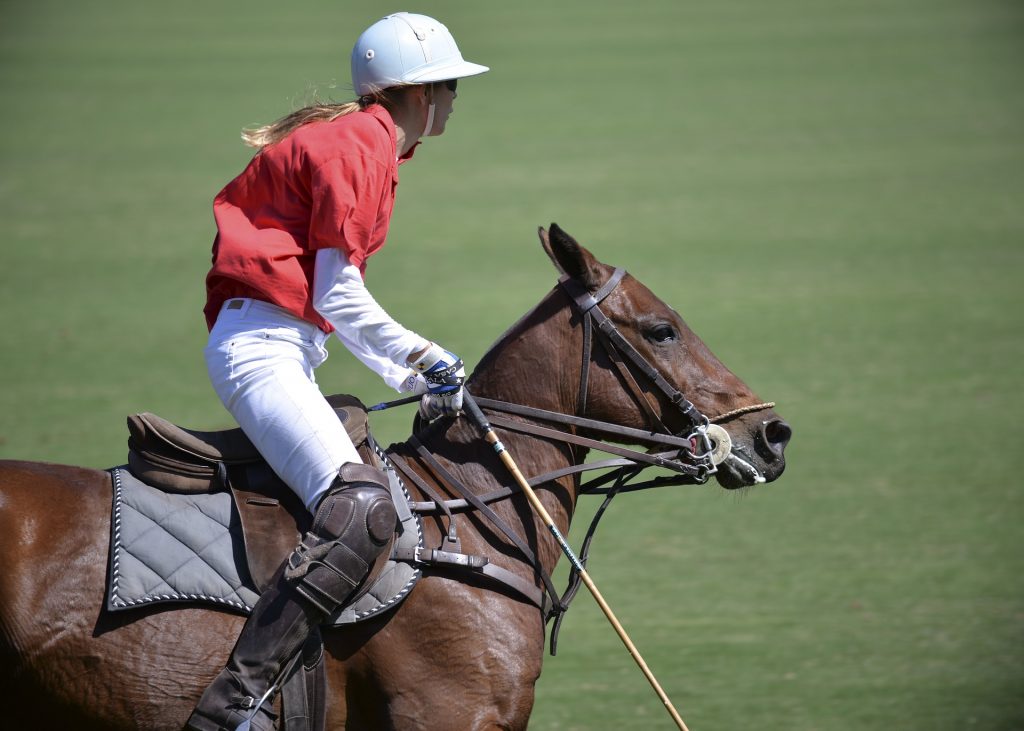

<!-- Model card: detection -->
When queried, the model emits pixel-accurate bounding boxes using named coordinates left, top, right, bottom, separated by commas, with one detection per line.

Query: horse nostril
left=759, top=419, right=792, bottom=458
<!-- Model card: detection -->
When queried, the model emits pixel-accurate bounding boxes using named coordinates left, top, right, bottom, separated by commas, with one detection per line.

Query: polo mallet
left=368, top=393, right=421, bottom=411
left=462, top=392, right=691, bottom=731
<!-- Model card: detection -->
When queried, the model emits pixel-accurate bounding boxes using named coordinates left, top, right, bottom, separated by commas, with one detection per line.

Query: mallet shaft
left=463, top=394, right=690, bottom=731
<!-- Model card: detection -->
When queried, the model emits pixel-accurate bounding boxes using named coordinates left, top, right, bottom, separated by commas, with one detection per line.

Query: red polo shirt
left=204, top=104, right=416, bottom=332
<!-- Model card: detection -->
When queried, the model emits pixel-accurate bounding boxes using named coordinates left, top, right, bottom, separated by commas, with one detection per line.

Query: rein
left=377, top=269, right=775, bottom=654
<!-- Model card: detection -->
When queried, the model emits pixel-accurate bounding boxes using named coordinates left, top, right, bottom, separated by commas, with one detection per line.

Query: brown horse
left=0, top=225, right=790, bottom=730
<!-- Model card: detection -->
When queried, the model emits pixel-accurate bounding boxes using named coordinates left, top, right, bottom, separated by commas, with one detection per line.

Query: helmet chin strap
left=423, top=102, right=436, bottom=137
left=420, top=81, right=438, bottom=137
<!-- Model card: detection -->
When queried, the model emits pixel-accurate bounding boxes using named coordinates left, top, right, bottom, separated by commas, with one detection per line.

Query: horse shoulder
left=321, top=573, right=544, bottom=730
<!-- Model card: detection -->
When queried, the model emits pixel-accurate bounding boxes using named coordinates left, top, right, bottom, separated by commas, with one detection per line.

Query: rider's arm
left=312, top=247, right=427, bottom=392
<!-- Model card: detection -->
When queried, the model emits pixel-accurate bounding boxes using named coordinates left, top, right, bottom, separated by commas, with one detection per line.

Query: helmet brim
left=403, top=60, right=490, bottom=85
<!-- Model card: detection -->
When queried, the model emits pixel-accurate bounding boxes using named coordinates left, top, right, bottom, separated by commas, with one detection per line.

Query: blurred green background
left=1, top=1, right=1022, bottom=729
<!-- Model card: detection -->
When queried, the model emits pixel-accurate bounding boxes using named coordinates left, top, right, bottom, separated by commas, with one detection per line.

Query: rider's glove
left=409, top=343, right=465, bottom=419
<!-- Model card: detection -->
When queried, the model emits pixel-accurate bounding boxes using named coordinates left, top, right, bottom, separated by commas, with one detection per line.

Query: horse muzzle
left=714, top=415, right=791, bottom=489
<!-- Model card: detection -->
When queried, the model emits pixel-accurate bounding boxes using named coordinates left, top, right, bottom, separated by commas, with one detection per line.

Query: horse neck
left=414, top=288, right=587, bottom=573
left=469, top=287, right=580, bottom=413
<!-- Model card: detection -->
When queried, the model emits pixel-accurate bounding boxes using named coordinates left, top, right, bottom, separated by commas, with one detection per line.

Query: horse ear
left=538, top=226, right=566, bottom=275
left=538, top=223, right=604, bottom=289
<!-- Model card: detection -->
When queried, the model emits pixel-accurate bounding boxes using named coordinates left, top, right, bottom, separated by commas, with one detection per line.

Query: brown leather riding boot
left=185, top=565, right=319, bottom=731
left=185, top=464, right=397, bottom=731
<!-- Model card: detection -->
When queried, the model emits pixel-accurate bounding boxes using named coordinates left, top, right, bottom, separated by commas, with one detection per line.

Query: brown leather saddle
left=125, top=393, right=379, bottom=592
left=126, top=393, right=553, bottom=630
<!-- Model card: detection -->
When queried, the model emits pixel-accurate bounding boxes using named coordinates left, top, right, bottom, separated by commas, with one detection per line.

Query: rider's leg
left=186, top=465, right=397, bottom=731
left=187, top=300, right=397, bottom=731
left=203, top=298, right=361, bottom=512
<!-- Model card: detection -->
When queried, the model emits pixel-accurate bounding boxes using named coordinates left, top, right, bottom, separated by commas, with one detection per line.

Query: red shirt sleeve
left=307, top=154, right=389, bottom=271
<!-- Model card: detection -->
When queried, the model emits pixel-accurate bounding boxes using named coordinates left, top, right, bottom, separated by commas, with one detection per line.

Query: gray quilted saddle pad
left=106, top=465, right=423, bottom=625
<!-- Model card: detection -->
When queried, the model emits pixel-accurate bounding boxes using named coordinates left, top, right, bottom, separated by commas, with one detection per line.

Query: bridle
left=473, top=268, right=775, bottom=495
left=564, top=268, right=708, bottom=430
left=386, top=268, right=775, bottom=652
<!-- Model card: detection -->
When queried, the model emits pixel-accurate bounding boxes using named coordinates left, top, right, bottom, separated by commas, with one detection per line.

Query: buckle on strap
left=414, top=545, right=489, bottom=570
left=233, top=694, right=259, bottom=710
left=558, top=268, right=626, bottom=313
left=285, top=534, right=331, bottom=581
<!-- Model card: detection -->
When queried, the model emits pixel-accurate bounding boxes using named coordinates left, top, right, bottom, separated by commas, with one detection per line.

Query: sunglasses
left=444, top=79, right=458, bottom=92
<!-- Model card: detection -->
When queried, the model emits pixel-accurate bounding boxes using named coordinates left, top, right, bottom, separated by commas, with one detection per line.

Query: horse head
left=470, top=223, right=790, bottom=489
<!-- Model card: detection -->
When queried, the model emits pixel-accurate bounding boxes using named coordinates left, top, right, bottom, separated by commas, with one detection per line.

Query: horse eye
left=647, top=325, right=676, bottom=343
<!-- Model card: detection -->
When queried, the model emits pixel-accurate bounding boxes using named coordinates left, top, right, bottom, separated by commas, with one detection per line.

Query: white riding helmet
left=351, top=12, right=489, bottom=96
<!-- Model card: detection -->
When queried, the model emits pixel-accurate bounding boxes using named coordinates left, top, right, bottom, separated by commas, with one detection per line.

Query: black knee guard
left=285, top=463, right=397, bottom=615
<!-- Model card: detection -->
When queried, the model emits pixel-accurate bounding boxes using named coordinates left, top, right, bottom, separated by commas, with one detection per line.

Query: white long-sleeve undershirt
left=312, top=247, right=428, bottom=392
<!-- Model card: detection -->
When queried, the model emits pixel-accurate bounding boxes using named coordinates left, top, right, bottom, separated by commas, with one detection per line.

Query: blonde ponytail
left=241, top=100, right=364, bottom=149
left=240, top=87, right=413, bottom=149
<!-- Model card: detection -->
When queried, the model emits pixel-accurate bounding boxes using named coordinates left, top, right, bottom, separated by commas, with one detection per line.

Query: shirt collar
left=399, top=141, right=419, bottom=164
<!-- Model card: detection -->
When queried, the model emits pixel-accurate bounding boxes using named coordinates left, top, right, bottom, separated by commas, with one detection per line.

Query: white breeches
left=204, top=298, right=361, bottom=512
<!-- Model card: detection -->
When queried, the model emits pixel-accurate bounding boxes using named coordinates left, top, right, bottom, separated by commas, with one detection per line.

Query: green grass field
left=2, top=1, right=1022, bottom=729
